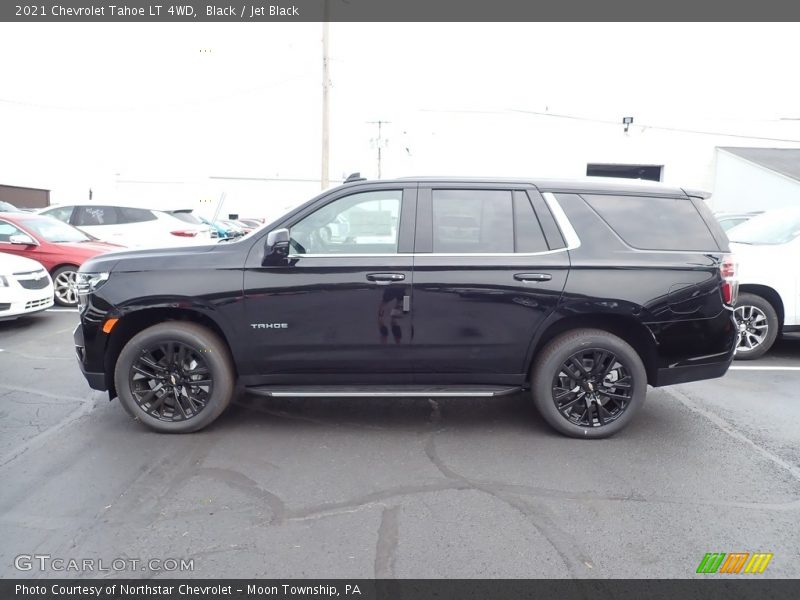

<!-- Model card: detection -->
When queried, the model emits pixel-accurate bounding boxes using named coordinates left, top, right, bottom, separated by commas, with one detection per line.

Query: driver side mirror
left=9, top=234, right=37, bottom=246
left=263, top=228, right=290, bottom=265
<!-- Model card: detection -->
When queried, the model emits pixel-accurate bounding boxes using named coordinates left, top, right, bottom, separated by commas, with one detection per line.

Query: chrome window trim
left=541, top=192, right=581, bottom=250
left=284, top=187, right=582, bottom=259
left=287, top=248, right=570, bottom=259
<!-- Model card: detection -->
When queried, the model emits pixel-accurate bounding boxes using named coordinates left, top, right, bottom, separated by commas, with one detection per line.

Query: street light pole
left=320, top=16, right=330, bottom=190
left=368, top=120, right=390, bottom=179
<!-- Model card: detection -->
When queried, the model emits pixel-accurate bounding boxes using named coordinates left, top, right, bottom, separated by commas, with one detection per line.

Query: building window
left=586, top=164, right=663, bottom=182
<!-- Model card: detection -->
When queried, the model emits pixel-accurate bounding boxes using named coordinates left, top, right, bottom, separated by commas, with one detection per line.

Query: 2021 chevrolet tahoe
left=73, top=177, right=738, bottom=438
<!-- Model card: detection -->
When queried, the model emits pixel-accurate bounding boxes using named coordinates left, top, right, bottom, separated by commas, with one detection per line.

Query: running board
left=247, top=385, right=522, bottom=398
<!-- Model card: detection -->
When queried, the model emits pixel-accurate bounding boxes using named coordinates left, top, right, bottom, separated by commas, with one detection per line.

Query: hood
left=729, top=241, right=784, bottom=283
left=79, top=242, right=219, bottom=274
left=56, top=241, right=125, bottom=256
left=729, top=241, right=782, bottom=261
left=0, top=252, right=47, bottom=274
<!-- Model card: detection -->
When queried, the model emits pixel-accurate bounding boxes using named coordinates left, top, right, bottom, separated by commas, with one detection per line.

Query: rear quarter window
left=118, top=207, right=157, bottom=223
left=582, top=194, right=720, bottom=251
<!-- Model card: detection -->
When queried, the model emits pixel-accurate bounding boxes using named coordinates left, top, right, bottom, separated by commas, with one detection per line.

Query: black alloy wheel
left=129, top=341, right=213, bottom=422
left=552, top=349, right=632, bottom=428
left=115, top=322, right=235, bottom=433
left=531, top=328, right=647, bottom=439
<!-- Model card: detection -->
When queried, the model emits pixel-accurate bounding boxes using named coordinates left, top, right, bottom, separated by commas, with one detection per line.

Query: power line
left=209, top=175, right=327, bottom=183
left=421, top=107, right=800, bottom=144
left=507, top=108, right=800, bottom=143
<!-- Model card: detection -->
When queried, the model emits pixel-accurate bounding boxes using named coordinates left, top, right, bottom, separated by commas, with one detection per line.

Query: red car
left=0, top=212, right=123, bottom=307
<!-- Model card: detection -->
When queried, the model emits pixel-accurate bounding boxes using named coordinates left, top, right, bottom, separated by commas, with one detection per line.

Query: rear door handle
left=367, top=272, right=405, bottom=283
left=514, top=273, right=552, bottom=282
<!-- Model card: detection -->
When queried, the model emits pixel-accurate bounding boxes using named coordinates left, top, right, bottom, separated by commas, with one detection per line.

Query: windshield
left=728, top=209, right=800, bottom=245
left=23, top=217, right=92, bottom=243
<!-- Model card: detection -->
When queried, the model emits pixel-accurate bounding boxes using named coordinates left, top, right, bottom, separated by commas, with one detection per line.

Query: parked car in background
left=0, top=201, right=21, bottom=212
left=0, top=213, right=122, bottom=306
left=198, top=216, right=243, bottom=239
left=715, top=210, right=762, bottom=231
left=236, top=218, right=265, bottom=229
left=0, top=253, right=53, bottom=320
left=220, top=219, right=251, bottom=235
left=37, top=204, right=212, bottom=248
left=727, top=207, right=800, bottom=359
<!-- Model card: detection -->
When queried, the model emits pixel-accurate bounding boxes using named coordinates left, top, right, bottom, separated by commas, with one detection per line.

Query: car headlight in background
left=76, top=272, right=110, bottom=295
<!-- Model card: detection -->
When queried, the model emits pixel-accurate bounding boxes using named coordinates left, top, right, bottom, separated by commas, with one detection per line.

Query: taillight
left=720, top=254, right=738, bottom=306
left=170, top=230, right=198, bottom=237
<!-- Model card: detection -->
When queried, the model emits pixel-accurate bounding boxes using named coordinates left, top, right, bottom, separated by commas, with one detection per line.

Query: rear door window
left=583, top=194, right=719, bottom=251
left=74, top=206, right=120, bottom=226
left=512, top=191, right=549, bottom=253
left=431, top=189, right=513, bottom=253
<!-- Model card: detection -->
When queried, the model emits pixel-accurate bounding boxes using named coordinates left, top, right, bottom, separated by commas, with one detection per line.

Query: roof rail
left=344, top=172, right=367, bottom=183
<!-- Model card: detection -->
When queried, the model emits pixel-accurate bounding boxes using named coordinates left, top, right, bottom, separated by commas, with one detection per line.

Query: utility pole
left=368, top=120, right=390, bottom=178
left=320, top=13, right=330, bottom=190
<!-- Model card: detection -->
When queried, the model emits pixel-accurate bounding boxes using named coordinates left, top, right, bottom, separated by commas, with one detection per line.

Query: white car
left=37, top=204, right=212, bottom=248
left=727, top=207, right=800, bottom=359
left=0, top=253, right=54, bottom=321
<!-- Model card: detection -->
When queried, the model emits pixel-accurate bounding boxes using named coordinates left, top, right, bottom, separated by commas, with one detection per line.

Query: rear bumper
left=653, top=353, right=733, bottom=386
left=650, top=310, right=737, bottom=387
left=73, top=323, right=107, bottom=391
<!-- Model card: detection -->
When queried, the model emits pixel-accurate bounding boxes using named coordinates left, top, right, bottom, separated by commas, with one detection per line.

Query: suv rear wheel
left=734, top=292, right=779, bottom=360
left=114, top=322, right=235, bottom=433
left=531, top=329, right=647, bottom=439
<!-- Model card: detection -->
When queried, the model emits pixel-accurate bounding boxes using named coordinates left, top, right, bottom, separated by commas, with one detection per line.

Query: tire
left=531, top=328, right=647, bottom=439
left=51, top=265, right=79, bottom=307
left=114, top=321, right=235, bottom=433
left=734, top=293, right=779, bottom=360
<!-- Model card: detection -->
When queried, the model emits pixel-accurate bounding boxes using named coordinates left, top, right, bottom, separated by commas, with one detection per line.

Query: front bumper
left=0, top=291, right=53, bottom=321
left=73, top=323, right=107, bottom=390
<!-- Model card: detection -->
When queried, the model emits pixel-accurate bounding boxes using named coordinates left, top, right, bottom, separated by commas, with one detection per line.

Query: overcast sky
left=2, top=22, right=800, bottom=208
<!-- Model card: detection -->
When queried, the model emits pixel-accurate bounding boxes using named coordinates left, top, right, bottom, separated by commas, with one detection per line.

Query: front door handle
left=367, top=272, right=405, bottom=283
left=514, top=273, right=552, bottom=282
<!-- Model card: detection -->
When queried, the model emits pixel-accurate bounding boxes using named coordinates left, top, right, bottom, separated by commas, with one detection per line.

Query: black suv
left=74, top=177, right=737, bottom=438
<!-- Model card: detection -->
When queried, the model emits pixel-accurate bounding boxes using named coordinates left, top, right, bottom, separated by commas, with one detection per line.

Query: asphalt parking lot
left=1, top=310, right=799, bottom=579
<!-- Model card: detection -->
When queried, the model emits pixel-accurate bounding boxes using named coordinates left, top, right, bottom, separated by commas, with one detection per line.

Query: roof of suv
left=356, top=176, right=698, bottom=198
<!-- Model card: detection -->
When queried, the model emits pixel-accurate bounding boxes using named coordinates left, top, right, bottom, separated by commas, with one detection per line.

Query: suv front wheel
left=531, top=329, right=647, bottom=439
left=114, top=321, right=235, bottom=433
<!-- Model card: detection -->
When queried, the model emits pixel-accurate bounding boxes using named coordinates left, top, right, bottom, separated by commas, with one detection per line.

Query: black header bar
left=3, top=0, right=800, bottom=22
left=3, top=579, right=800, bottom=600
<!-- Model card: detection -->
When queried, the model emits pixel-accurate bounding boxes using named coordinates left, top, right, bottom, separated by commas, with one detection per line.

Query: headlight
left=76, top=272, right=110, bottom=295
left=0, top=275, right=8, bottom=287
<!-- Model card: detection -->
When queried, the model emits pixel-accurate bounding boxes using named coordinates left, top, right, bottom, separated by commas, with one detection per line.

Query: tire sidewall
left=734, top=293, right=779, bottom=361
left=532, top=330, right=647, bottom=439
left=114, top=323, right=234, bottom=433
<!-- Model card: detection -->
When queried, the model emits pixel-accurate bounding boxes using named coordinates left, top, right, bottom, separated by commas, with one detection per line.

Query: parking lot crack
left=422, top=407, right=595, bottom=578
left=374, top=506, right=400, bottom=578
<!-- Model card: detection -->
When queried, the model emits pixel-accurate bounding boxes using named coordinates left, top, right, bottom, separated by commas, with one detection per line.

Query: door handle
left=367, top=272, right=405, bottom=283
left=514, top=273, right=552, bottom=282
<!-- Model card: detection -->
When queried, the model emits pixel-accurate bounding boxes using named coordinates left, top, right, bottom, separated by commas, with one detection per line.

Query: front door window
left=289, top=190, right=402, bottom=255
